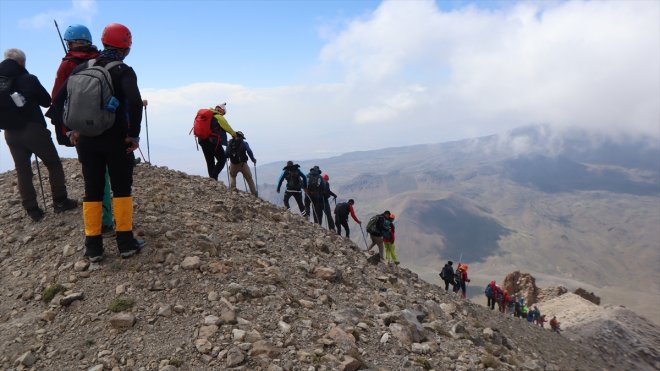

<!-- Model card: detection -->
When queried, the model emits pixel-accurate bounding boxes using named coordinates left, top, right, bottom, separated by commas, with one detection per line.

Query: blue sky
left=1, top=0, right=658, bottom=176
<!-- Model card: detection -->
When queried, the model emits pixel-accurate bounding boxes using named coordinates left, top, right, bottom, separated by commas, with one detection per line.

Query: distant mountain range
left=256, top=125, right=660, bottom=324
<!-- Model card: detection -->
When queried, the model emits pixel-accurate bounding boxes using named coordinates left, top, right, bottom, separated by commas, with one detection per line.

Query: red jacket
left=51, top=47, right=100, bottom=99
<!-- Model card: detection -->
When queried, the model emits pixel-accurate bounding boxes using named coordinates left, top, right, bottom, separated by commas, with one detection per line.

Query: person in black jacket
left=334, top=199, right=361, bottom=238
left=227, top=131, right=257, bottom=195
left=0, top=48, right=78, bottom=221
left=53, top=23, right=145, bottom=261
left=439, top=261, right=455, bottom=291
left=321, top=173, right=337, bottom=231
left=276, top=161, right=307, bottom=215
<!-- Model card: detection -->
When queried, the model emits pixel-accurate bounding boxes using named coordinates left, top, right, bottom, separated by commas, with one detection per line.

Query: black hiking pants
left=323, top=197, right=335, bottom=230
left=283, top=190, right=305, bottom=213
left=335, top=216, right=350, bottom=237
left=4, top=121, right=68, bottom=211
left=487, top=297, right=496, bottom=310
left=199, top=139, right=226, bottom=180
left=443, top=278, right=454, bottom=291
left=305, top=193, right=324, bottom=225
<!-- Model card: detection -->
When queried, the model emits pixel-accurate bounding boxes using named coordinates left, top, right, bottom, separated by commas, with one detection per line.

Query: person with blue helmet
left=48, top=24, right=118, bottom=236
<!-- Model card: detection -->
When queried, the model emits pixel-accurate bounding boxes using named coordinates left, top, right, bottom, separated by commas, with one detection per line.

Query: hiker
left=536, top=314, right=546, bottom=327
left=485, top=280, right=497, bottom=310
left=366, top=210, right=391, bottom=262
left=521, top=303, right=529, bottom=319
left=321, top=173, right=337, bottom=231
left=550, top=316, right=561, bottom=333
left=276, top=161, right=307, bottom=215
left=197, top=102, right=236, bottom=180
left=530, top=305, right=541, bottom=322
left=304, top=166, right=325, bottom=225
left=53, top=23, right=145, bottom=261
left=526, top=310, right=534, bottom=322
left=453, top=263, right=470, bottom=298
left=333, top=199, right=361, bottom=237
left=226, top=131, right=257, bottom=195
left=499, top=289, right=511, bottom=314
left=514, top=297, right=522, bottom=318
left=383, top=213, right=398, bottom=266
left=439, top=261, right=455, bottom=291
left=0, top=48, right=78, bottom=221
left=47, top=24, right=114, bottom=237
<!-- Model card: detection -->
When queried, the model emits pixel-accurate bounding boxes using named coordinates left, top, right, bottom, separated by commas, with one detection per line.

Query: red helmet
left=101, top=23, right=132, bottom=49
left=322, top=173, right=329, bottom=181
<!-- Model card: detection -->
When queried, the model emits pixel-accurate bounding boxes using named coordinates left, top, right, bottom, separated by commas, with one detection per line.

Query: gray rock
left=181, top=256, right=201, bottom=270
left=15, top=351, right=36, bottom=367
left=110, top=313, right=136, bottom=329
left=226, top=347, right=245, bottom=367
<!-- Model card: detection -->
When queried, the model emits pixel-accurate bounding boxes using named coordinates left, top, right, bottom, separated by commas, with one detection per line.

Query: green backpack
left=366, top=215, right=381, bottom=234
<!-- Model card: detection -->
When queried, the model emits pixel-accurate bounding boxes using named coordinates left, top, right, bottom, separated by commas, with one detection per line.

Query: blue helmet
left=63, top=24, right=92, bottom=43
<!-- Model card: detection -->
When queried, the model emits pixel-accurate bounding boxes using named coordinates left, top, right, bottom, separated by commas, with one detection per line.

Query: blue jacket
left=277, top=164, right=307, bottom=191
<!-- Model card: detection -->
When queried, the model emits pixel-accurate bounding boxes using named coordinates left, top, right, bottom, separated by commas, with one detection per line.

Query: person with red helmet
left=53, top=22, right=144, bottom=261
left=321, top=173, right=337, bottom=231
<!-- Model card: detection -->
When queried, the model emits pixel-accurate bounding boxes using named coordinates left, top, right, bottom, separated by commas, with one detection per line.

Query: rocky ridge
left=1, top=160, right=612, bottom=370
left=538, top=293, right=660, bottom=371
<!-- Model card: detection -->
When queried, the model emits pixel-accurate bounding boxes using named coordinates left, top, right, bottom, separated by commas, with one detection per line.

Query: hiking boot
left=101, top=224, right=116, bottom=238
left=84, top=235, right=104, bottom=262
left=119, top=239, right=146, bottom=259
left=54, top=198, right=78, bottom=213
left=27, top=207, right=44, bottom=222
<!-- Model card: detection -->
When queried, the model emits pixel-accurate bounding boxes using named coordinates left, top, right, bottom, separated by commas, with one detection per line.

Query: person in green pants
left=101, top=167, right=115, bottom=236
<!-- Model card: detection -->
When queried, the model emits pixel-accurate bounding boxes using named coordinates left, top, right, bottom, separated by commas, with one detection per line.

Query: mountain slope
left=254, top=126, right=660, bottom=324
left=0, top=160, right=614, bottom=370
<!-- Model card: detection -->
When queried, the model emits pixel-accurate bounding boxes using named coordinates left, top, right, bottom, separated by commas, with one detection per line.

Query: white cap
left=216, top=102, right=227, bottom=112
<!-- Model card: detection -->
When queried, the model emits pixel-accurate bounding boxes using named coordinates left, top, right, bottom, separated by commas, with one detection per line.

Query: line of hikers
left=484, top=279, right=561, bottom=333
left=276, top=161, right=398, bottom=266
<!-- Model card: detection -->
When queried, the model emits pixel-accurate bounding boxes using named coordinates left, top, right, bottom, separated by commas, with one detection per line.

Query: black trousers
left=304, top=194, right=324, bottom=225
left=76, top=135, right=134, bottom=201
left=443, top=279, right=454, bottom=291
left=199, top=139, right=226, bottom=180
left=4, top=121, right=68, bottom=210
left=283, top=190, right=304, bottom=212
left=335, top=216, right=350, bottom=237
left=487, top=297, right=496, bottom=310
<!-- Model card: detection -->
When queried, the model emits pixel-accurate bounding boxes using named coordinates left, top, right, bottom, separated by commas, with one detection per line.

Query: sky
left=1, top=0, right=658, bottom=176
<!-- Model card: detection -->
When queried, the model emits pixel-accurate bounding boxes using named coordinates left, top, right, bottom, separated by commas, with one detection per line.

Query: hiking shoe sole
left=87, top=255, right=104, bottom=263
left=119, top=239, right=146, bottom=259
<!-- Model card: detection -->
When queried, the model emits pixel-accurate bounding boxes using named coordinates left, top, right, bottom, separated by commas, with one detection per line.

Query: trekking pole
left=253, top=163, right=258, bottom=196
left=143, top=100, right=150, bottom=164
left=359, top=224, right=369, bottom=250
left=34, top=155, right=47, bottom=211
left=54, top=20, right=67, bottom=53
left=225, top=158, right=230, bottom=185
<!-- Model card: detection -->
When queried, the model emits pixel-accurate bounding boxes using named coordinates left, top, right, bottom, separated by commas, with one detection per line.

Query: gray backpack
left=63, top=59, right=122, bottom=136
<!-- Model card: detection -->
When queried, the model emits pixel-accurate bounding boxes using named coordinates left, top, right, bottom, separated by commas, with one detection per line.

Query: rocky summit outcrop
left=572, top=288, right=600, bottom=305
left=502, top=271, right=539, bottom=306
left=1, top=160, right=612, bottom=370
left=539, top=293, right=660, bottom=371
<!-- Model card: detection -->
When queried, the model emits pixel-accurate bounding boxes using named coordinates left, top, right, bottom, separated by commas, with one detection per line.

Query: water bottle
left=10, top=92, right=26, bottom=107
left=105, top=96, right=119, bottom=112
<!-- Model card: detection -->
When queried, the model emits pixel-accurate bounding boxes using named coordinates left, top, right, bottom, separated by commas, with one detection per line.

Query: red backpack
left=192, top=109, right=218, bottom=140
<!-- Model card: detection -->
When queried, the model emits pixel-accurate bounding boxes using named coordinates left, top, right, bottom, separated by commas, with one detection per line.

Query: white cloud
left=3, top=0, right=658, bottom=176
left=19, top=0, right=97, bottom=29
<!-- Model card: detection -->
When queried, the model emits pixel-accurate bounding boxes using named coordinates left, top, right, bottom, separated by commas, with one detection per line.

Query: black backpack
left=0, top=75, right=25, bottom=130
left=227, top=139, right=246, bottom=164
left=366, top=215, right=382, bottom=234
left=307, top=173, right=321, bottom=193
left=285, top=168, right=302, bottom=189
